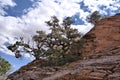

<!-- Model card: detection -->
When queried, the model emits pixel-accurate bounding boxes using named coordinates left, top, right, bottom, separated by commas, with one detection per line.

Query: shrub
left=0, top=57, right=11, bottom=75
left=86, top=11, right=102, bottom=24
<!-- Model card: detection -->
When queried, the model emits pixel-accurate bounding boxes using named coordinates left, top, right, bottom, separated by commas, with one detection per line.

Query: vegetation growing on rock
left=7, top=16, right=85, bottom=66
left=86, top=11, right=102, bottom=24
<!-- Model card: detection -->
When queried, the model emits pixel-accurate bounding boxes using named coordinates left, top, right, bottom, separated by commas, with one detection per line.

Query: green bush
left=86, top=11, right=102, bottom=24
left=0, top=57, right=11, bottom=75
left=43, top=52, right=82, bottom=66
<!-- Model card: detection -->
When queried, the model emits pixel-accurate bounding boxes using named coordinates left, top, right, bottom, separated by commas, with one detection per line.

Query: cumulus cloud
left=83, top=0, right=120, bottom=15
left=0, top=0, right=16, bottom=15
left=0, top=0, right=120, bottom=56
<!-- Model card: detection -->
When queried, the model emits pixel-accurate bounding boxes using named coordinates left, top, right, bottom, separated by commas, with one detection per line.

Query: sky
left=0, top=0, right=120, bottom=73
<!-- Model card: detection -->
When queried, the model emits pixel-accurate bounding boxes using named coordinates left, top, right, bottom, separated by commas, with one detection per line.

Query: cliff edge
left=83, top=14, right=120, bottom=58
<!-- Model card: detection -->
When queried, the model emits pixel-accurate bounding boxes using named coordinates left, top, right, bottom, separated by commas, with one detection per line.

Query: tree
left=86, top=11, right=102, bottom=24
left=45, top=17, right=78, bottom=56
left=7, top=16, right=85, bottom=66
left=44, top=16, right=85, bottom=66
left=0, top=56, right=11, bottom=75
left=7, top=31, right=47, bottom=60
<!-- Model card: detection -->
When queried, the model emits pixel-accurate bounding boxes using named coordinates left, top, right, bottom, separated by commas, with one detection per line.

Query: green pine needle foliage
left=0, top=56, right=11, bottom=75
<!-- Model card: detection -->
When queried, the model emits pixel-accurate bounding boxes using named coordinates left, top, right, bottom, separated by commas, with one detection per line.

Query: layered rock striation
left=83, top=14, right=120, bottom=58
left=55, top=46, right=120, bottom=80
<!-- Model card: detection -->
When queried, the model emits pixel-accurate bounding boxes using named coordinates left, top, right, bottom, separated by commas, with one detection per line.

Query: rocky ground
left=55, top=46, right=120, bottom=80
left=7, top=14, right=120, bottom=80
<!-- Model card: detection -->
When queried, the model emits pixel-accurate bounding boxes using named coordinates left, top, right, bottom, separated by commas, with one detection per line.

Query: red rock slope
left=82, top=14, right=120, bottom=58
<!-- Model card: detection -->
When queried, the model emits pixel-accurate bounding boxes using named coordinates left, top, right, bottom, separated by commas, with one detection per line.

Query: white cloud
left=83, top=0, right=120, bottom=15
left=0, top=0, right=120, bottom=57
left=0, top=0, right=16, bottom=6
left=0, top=0, right=16, bottom=15
left=72, top=23, right=93, bottom=35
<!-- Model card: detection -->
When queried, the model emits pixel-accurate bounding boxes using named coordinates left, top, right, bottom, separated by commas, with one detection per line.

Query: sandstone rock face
left=83, top=14, right=120, bottom=57
left=56, top=46, right=120, bottom=80
left=7, top=14, right=120, bottom=80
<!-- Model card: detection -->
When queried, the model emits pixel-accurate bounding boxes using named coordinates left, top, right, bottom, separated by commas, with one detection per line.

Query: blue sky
left=4, top=0, right=33, bottom=17
left=0, top=0, right=120, bottom=73
left=0, top=51, right=33, bottom=73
